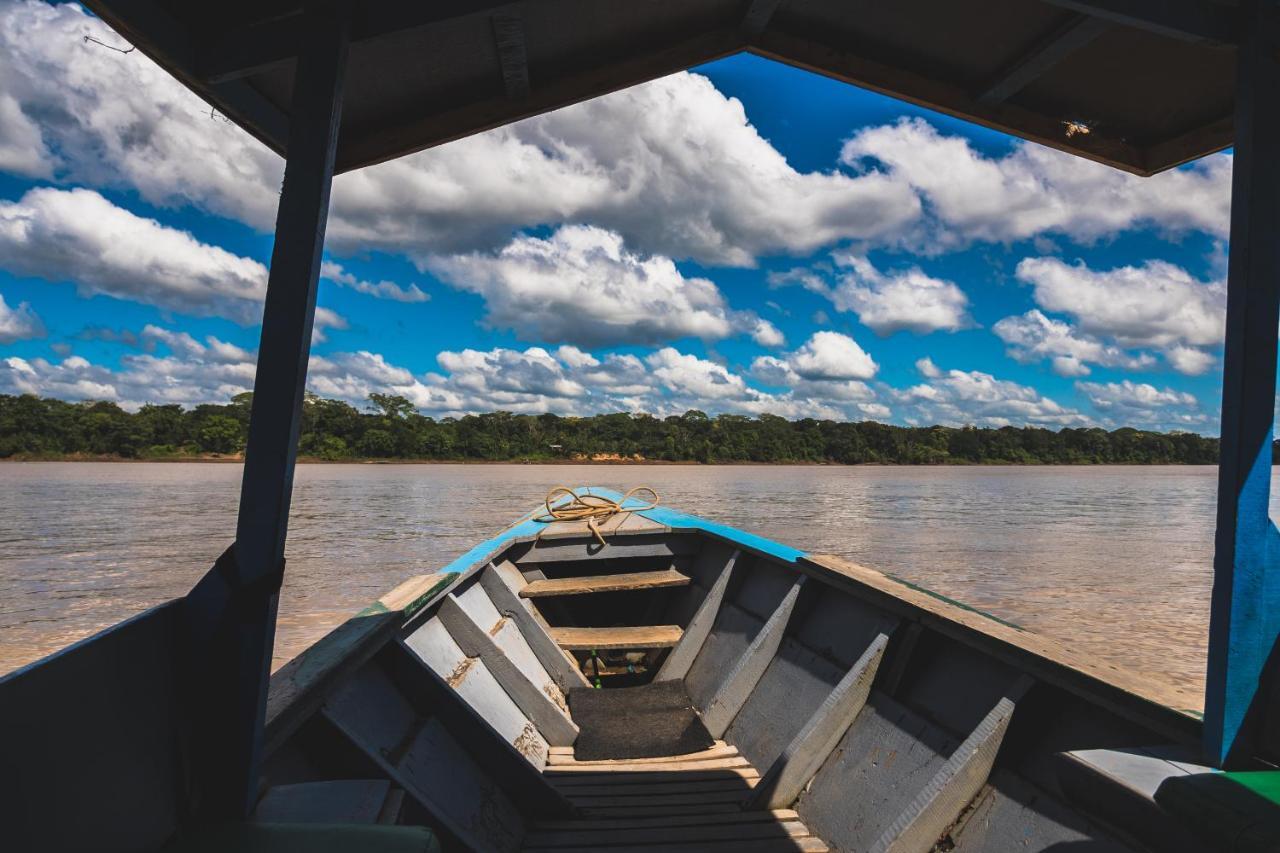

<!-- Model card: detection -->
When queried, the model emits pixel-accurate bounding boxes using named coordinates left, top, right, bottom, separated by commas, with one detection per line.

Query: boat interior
left=237, top=501, right=1226, bottom=852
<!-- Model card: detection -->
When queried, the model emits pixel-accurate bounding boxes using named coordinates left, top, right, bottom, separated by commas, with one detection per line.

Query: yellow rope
left=532, top=486, right=659, bottom=546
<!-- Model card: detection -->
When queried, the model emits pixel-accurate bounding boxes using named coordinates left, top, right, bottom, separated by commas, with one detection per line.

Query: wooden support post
left=480, top=562, right=591, bottom=690
left=1205, top=0, right=1280, bottom=770
left=747, top=631, right=891, bottom=810
left=436, top=596, right=579, bottom=746
left=871, top=676, right=1034, bottom=853
left=656, top=549, right=738, bottom=682
left=182, top=2, right=349, bottom=819
left=702, top=576, right=805, bottom=737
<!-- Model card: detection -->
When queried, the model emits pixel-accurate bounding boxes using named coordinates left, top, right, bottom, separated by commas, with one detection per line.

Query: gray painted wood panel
left=402, top=616, right=550, bottom=767
left=950, top=769, right=1134, bottom=852
left=796, top=692, right=957, bottom=851
left=436, top=595, right=578, bottom=747
left=702, top=576, right=805, bottom=736
left=514, top=536, right=697, bottom=565
left=684, top=603, right=764, bottom=710
left=480, top=561, right=591, bottom=690
left=871, top=675, right=1034, bottom=853
left=747, top=632, right=891, bottom=810
left=724, top=634, right=846, bottom=773
left=454, top=577, right=564, bottom=705
left=322, top=662, right=528, bottom=853
left=656, top=549, right=737, bottom=682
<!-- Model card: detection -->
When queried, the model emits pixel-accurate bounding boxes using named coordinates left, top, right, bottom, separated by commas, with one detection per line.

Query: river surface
left=0, top=463, right=1234, bottom=706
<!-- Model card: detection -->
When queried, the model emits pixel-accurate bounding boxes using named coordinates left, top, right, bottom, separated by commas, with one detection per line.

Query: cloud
left=993, top=309, right=1157, bottom=377
left=1014, top=257, right=1224, bottom=374
left=775, top=253, right=972, bottom=335
left=0, top=291, right=44, bottom=343
left=841, top=117, right=1231, bottom=249
left=893, top=358, right=1088, bottom=428
left=0, top=1, right=281, bottom=226
left=0, top=2, right=1230, bottom=277
left=331, top=73, right=921, bottom=266
left=0, top=328, right=257, bottom=408
left=0, top=187, right=268, bottom=322
left=321, top=261, right=428, bottom=303
left=784, top=331, right=878, bottom=381
left=424, top=226, right=780, bottom=347
left=0, top=187, right=350, bottom=339
left=1076, top=379, right=1209, bottom=429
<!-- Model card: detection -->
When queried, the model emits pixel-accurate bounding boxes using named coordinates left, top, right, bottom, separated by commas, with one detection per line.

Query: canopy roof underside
left=84, top=0, right=1239, bottom=176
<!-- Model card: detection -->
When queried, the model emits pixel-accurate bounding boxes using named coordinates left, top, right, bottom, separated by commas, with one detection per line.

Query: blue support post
left=183, top=3, right=349, bottom=818
left=1204, top=0, right=1280, bottom=768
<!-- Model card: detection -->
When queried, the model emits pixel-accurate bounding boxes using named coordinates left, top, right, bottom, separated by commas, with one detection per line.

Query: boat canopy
left=64, top=0, right=1280, bottom=823
left=84, top=0, right=1236, bottom=176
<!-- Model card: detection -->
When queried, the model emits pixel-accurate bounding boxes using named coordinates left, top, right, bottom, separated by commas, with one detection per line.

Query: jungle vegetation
left=0, top=392, right=1225, bottom=465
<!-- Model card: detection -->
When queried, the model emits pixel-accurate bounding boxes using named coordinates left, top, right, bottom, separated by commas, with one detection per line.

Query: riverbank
left=0, top=453, right=1230, bottom=466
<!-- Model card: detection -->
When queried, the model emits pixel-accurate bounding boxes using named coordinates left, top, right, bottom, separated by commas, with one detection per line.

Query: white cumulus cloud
left=1014, top=257, right=1225, bottom=375
left=424, top=226, right=780, bottom=347
left=0, top=291, right=44, bottom=343
left=894, top=358, right=1088, bottom=428
left=993, top=309, right=1157, bottom=377
left=841, top=117, right=1231, bottom=249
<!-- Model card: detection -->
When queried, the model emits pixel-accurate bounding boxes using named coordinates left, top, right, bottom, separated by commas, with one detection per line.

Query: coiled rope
left=533, top=486, right=659, bottom=546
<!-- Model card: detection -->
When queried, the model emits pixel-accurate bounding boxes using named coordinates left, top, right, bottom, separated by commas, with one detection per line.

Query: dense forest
left=0, top=392, right=1226, bottom=465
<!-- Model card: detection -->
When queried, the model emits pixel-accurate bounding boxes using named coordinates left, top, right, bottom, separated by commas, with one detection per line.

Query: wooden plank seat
left=520, top=569, right=691, bottom=598
left=550, top=625, right=683, bottom=650
left=527, top=742, right=828, bottom=850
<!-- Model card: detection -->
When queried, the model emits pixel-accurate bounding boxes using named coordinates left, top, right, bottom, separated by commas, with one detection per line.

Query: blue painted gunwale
left=431, top=486, right=807, bottom=584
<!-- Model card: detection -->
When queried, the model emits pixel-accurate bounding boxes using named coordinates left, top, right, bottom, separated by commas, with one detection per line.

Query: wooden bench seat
left=549, top=626, right=683, bottom=650
left=520, top=569, right=691, bottom=598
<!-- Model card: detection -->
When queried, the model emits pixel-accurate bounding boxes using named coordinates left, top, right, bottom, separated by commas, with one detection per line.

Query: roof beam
left=1040, top=0, right=1238, bottom=45
left=751, top=28, right=1150, bottom=175
left=976, top=14, right=1111, bottom=105
left=335, top=27, right=746, bottom=173
left=491, top=13, right=530, bottom=99
left=198, top=0, right=517, bottom=84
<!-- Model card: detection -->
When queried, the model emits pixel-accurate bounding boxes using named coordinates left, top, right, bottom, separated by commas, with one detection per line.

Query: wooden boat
left=12, top=487, right=1260, bottom=852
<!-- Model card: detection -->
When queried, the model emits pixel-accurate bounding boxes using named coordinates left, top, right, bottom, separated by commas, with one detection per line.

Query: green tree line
left=0, top=392, right=1228, bottom=464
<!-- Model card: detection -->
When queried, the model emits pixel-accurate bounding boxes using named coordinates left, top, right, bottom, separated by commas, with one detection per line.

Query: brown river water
left=0, top=463, right=1233, bottom=707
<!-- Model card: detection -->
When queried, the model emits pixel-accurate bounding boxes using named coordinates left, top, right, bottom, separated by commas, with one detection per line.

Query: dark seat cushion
left=568, top=679, right=714, bottom=760
left=164, top=822, right=440, bottom=853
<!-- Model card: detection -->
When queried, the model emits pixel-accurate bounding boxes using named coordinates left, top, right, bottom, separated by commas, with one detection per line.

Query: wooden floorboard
left=521, top=569, right=691, bottom=598
left=528, top=742, right=828, bottom=851
left=547, top=741, right=735, bottom=765
left=550, top=625, right=684, bottom=650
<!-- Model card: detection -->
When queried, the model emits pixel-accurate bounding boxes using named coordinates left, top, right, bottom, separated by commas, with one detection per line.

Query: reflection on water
left=0, top=462, right=1230, bottom=705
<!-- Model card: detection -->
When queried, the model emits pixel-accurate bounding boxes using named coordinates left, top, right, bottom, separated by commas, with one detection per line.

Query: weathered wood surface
left=521, top=568, right=691, bottom=598
left=548, top=767, right=761, bottom=786
left=533, top=512, right=669, bottom=541
left=702, top=576, right=804, bottom=736
left=531, top=809, right=799, bottom=832
left=803, top=554, right=1202, bottom=735
left=436, top=596, right=578, bottom=746
left=550, top=625, right=683, bottom=650
left=748, top=631, right=890, bottom=810
left=657, top=549, right=737, bottom=682
left=531, top=737, right=830, bottom=851
left=480, top=561, right=591, bottom=689
left=516, top=537, right=694, bottom=565
left=548, top=741, right=736, bottom=766
left=545, top=756, right=751, bottom=774
left=264, top=572, right=455, bottom=755
left=871, top=676, right=1032, bottom=853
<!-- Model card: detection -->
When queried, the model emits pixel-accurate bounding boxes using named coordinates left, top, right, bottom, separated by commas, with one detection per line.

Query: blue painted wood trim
left=579, top=486, right=807, bottom=563
left=1205, top=0, right=1280, bottom=769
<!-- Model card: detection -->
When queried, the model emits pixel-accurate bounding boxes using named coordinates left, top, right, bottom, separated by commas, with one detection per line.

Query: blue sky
left=0, top=1, right=1233, bottom=431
